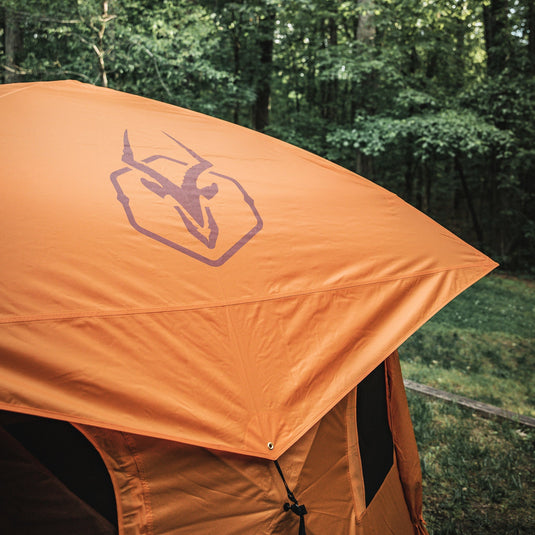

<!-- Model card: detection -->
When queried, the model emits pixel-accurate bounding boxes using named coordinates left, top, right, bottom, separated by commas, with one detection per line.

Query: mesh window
left=356, top=361, right=394, bottom=507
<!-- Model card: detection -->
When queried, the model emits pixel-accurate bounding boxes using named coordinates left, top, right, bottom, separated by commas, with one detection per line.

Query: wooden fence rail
left=403, top=379, right=535, bottom=429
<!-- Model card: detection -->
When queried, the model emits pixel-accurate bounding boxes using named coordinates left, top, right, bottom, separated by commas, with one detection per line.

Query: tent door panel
left=355, top=360, right=394, bottom=507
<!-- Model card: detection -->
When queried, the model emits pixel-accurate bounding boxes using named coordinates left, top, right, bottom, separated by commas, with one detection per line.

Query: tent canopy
left=0, top=81, right=496, bottom=459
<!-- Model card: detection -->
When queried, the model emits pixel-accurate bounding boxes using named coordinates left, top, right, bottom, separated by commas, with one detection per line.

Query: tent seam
left=0, top=84, right=33, bottom=99
left=122, top=433, right=155, bottom=535
left=222, top=303, right=268, bottom=453
left=261, top=261, right=496, bottom=459
left=0, top=261, right=496, bottom=460
left=0, top=260, right=496, bottom=325
left=72, top=424, right=127, bottom=535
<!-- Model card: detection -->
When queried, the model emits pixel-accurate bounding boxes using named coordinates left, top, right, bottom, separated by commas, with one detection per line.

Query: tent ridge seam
left=0, top=260, right=496, bottom=326
left=0, top=84, right=33, bottom=100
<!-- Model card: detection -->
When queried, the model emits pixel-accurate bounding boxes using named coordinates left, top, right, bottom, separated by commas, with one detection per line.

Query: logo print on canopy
left=110, top=131, right=263, bottom=266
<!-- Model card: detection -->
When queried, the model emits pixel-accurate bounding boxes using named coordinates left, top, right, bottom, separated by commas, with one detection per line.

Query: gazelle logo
left=110, top=130, right=263, bottom=266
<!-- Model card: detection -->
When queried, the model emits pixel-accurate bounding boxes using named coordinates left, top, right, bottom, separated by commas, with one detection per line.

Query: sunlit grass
left=400, top=273, right=535, bottom=416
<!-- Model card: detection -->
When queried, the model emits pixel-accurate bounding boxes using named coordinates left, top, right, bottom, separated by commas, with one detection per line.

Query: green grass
left=408, top=393, right=535, bottom=534
left=400, top=273, right=535, bottom=416
left=400, top=272, right=535, bottom=534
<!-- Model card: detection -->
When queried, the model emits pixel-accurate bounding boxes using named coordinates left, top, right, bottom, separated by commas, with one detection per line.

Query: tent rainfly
left=0, top=81, right=497, bottom=535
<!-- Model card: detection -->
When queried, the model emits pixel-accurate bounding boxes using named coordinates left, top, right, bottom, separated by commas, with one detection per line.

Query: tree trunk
left=355, top=151, right=373, bottom=178
left=327, top=16, right=339, bottom=121
left=404, top=145, right=414, bottom=204
left=454, top=155, right=483, bottom=244
left=483, top=0, right=509, bottom=76
left=453, top=12, right=466, bottom=90
left=4, top=8, right=21, bottom=83
left=96, top=0, right=110, bottom=87
left=356, top=0, right=375, bottom=42
left=252, top=6, right=275, bottom=132
left=527, top=0, right=535, bottom=75
left=232, top=27, right=241, bottom=124
left=423, top=163, right=431, bottom=213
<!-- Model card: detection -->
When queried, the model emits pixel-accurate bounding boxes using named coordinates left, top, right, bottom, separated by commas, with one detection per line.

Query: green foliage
left=110, top=0, right=237, bottom=113
left=327, top=109, right=511, bottom=161
left=1, top=0, right=534, bottom=269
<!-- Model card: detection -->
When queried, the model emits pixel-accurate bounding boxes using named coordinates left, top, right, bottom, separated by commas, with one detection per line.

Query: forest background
left=2, top=0, right=534, bottom=274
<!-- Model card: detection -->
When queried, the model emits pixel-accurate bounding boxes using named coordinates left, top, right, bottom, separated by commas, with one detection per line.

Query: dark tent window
left=356, top=361, right=394, bottom=507
left=0, top=411, right=118, bottom=535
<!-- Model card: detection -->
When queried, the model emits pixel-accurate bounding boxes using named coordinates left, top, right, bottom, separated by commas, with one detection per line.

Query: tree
left=3, top=5, right=21, bottom=83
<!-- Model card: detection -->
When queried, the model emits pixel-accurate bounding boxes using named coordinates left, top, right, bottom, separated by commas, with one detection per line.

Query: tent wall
left=387, top=349, right=427, bottom=533
left=0, top=80, right=497, bottom=461
left=75, top=351, right=427, bottom=535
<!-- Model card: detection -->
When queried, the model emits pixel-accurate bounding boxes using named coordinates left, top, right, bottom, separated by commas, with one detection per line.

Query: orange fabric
left=0, top=80, right=496, bottom=458
left=387, top=351, right=428, bottom=534
left=76, top=359, right=424, bottom=534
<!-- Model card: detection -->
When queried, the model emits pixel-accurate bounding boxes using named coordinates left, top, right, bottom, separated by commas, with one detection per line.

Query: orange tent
left=0, top=80, right=496, bottom=534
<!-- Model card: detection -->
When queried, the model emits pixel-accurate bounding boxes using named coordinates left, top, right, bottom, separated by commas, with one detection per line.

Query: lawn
left=408, top=393, right=534, bottom=534
left=401, top=273, right=535, bottom=416
left=400, top=273, right=535, bottom=534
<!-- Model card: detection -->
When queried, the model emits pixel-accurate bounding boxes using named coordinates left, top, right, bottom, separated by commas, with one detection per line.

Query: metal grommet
left=267, top=442, right=274, bottom=450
